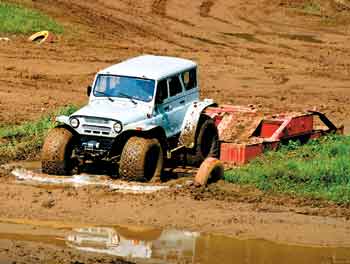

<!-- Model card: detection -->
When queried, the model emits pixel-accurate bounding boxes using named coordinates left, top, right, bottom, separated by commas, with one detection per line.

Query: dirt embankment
left=1, top=0, right=350, bottom=128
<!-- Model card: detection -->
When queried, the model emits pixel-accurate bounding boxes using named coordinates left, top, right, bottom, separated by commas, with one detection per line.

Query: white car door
left=154, top=79, right=173, bottom=137
left=167, top=74, right=186, bottom=136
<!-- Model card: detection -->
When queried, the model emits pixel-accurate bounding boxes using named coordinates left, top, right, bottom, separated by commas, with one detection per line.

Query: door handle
left=179, top=100, right=185, bottom=104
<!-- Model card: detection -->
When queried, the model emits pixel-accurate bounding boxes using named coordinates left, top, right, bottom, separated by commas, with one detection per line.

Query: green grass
left=302, top=1, right=322, bottom=15
left=225, top=135, right=350, bottom=203
left=0, top=2, right=64, bottom=34
left=0, top=105, right=77, bottom=161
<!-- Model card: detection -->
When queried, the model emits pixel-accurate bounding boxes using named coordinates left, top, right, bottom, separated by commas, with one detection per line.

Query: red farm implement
left=204, top=105, right=344, bottom=165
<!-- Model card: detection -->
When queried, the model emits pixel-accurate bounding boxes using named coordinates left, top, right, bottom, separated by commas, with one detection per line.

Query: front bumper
left=74, top=136, right=115, bottom=159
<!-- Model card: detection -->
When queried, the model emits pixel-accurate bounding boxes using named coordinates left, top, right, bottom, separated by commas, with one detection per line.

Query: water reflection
left=66, top=227, right=199, bottom=262
left=66, top=226, right=350, bottom=264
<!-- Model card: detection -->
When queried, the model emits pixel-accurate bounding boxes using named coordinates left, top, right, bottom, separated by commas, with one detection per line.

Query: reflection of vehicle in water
left=66, top=226, right=350, bottom=264
left=66, top=226, right=199, bottom=262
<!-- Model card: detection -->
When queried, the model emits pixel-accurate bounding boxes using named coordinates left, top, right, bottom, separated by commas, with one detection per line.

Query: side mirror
left=87, top=85, right=92, bottom=97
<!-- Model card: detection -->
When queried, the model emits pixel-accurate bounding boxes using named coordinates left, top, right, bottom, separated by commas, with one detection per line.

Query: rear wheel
left=41, top=127, right=75, bottom=175
left=190, top=118, right=220, bottom=166
left=119, top=137, right=164, bottom=182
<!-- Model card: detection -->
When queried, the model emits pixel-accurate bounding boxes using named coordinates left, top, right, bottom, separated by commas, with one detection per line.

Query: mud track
left=0, top=0, right=349, bottom=129
left=1, top=167, right=350, bottom=248
left=1, top=0, right=350, bottom=262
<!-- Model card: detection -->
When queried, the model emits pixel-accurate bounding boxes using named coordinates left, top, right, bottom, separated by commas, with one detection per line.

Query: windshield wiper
left=118, top=92, right=138, bottom=105
left=95, top=90, right=114, bottom=102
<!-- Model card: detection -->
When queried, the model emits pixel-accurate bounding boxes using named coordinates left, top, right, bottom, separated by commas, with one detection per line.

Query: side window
left=156, top=79, right=168, bottom=103
left=169, top=75, right=183, bottom=97
left=181, top=68, right=197, bottom=90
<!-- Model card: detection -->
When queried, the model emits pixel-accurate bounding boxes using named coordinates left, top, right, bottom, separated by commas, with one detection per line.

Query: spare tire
left=194, top=157, right=224, bottom=186
left=119, top=137, right=164, bottom=182
left=41, top=127, right=75, bottom=175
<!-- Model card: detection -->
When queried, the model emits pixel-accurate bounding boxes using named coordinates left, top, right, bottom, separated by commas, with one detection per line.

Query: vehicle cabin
left=91, top=55, right=199, bottom=110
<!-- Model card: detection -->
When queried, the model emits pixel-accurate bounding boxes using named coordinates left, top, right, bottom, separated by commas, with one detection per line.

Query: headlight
left=70, top=117, right=80, bottom=128
left=113, top=122, right=123, bottom=133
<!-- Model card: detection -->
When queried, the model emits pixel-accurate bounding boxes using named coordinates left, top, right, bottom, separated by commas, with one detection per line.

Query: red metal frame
left=204, top=107, right=343, bottom=165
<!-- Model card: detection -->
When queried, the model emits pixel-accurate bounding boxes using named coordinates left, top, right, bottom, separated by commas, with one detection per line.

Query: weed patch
left=302, top=1, right=322, bottom=15
left=0, top=2, right=64, bottom=34
left=225, top=135, right=350, bottom=203
left=0, top=105, right=77, bottom=161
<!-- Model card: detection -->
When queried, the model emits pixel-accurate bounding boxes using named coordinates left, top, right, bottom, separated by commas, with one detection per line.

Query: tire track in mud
left=33, top=0, right=234, bottom=50
left=53, top=0, right=193, bottom=50
left=199, top=0, right=233, bottom=24
left=151, top=0, right=195, bottom=26
left=178, top=31, right=236, bottom=49
left=35, top=0, right=134, bottom=42
left=151, top=0, right=167, bottom=16
left=150, top=0, right=237, bottom=49
left=149, top=0, right=234, bottom=48
left=81, top=0, right=195, bottom=50
left=199, top=0, right=214, bottom=17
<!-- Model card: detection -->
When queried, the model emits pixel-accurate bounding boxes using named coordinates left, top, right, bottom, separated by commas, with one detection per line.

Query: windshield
left=93, top=75, right=155, bottom=102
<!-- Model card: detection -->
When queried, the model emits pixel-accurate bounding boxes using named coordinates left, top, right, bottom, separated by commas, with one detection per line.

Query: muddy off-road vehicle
left=41, top=55, right=219, bottom=181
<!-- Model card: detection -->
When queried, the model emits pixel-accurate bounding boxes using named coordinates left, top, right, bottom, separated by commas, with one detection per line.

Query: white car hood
left=71, top=100, right=148, bottom=125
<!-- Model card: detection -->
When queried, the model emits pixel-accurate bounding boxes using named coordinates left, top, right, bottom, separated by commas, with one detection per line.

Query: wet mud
left=0, top=220, right=349, bottom=264
left=0, top=161, right=350, bottom=262
left=1, top=0, right=350, bottom=262
left=8, top=161, right=172, bottom=193
left=0, top=0, right=350, bottom=127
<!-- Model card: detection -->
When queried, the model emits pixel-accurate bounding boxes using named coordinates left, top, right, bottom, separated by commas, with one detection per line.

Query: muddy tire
left=194, top=157, right=224, bottom=186
left=190, top=118, right=219, bottom=166
left=119, top=137, right=164, bottom=182
left=41, top=127, right=75, bottom=175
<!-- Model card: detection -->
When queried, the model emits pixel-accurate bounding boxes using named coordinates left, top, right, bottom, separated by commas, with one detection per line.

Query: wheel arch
left=54, top=124, right=78, bottom=136
left=178, top=100, right=217, bottom=148
left=112, top=126, right=168, bottom=156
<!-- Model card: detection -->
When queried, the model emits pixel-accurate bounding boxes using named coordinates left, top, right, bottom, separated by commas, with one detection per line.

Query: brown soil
left=0, top=169, right=350, bottom=248
left=1, top=0, right=350, bottom=262
left=0, top=239, right=133, bottom=264
left=1, top=0, right=350, bottom=129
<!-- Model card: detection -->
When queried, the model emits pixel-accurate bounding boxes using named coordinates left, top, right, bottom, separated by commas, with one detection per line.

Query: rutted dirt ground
left=1, top=0, right=350, bottom=127
left=1, top=0, right=350, bottom=263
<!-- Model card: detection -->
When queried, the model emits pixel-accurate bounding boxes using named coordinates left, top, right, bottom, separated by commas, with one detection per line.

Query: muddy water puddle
left=5, top=161, right=172, bottom=193
left=0, top=220, right=349, bottom=264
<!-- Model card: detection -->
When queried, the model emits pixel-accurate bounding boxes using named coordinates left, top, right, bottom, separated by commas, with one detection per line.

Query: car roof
left=98, top=55, right=197, bottom=80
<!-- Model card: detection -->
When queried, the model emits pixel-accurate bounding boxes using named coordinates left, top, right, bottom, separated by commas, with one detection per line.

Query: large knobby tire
left=41, top=127, right=75, bottom=175
left=191, top=118, right=220, bottom=166
left=119, top=137, right=164, bottom=182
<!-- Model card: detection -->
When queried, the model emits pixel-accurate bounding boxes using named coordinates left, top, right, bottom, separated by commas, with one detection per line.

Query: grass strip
left=225, top=135, right=350, bottom=203
left=0, top=2, right=64, bottom=34
left=0, top=105, right=77, bottom=161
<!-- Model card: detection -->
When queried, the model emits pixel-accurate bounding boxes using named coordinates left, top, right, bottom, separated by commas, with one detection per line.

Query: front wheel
left=119, top=137, right=164, bottom=182
left=41, top=127, right=75, bottom=175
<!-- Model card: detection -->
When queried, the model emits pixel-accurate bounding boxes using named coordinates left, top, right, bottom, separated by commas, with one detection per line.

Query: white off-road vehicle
left=41, top=55, right=219, bottom=181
